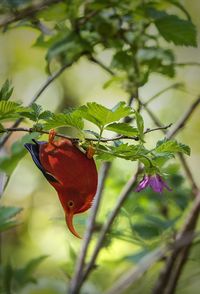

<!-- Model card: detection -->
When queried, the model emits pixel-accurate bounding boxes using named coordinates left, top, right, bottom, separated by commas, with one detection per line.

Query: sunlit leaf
left=0, top=80, right=13, bottom=101
left=43, top=111, right=84, bottom=130
left=0, top=101, right=24, bottom=121
left=106, top=122, right=138, bottom=136
left=154, top=139, right=190, bottom=155
left=155, top=15, right=197, bottom=46
left=79, top=102, right=132, bottom=129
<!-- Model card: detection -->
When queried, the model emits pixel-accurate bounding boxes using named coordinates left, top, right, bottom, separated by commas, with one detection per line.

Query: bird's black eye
left=68, top=200, right=74, bottom=208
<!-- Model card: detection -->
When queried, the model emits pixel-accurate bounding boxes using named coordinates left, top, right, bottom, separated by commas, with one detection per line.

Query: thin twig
left=143, top=104, right=198, bottom=191
left=69, top=162, right=111, bottom=294
left=0, top=62, right=72, bottom=149
left=0, top=124, right=172, bottom=143
left=174, top=62, right=200, bottom=67
left=0, top=0, right=63, bottom=28
left=165, top=96, right=200, bottom=139
left=144, top=83, right=184, bottom=106
left=178, top=153, right=198, bottom=194
left=89, top=56, right=115, bottom=76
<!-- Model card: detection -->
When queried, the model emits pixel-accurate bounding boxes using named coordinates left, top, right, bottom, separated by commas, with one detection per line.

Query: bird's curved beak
left=65, top=212, right=81, bottom=239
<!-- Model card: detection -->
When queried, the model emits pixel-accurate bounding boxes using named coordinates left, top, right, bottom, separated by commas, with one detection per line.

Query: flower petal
left=149, top=175, right=163, bottom=193
left=135, top=175, right=150, bottom=192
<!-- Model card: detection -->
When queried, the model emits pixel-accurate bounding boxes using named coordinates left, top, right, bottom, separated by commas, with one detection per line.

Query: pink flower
left=136, top=174, right=172, bottom=193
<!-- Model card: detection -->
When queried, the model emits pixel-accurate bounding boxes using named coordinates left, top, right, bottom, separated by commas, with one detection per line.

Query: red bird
left=25, top=130, right=98, bottom=238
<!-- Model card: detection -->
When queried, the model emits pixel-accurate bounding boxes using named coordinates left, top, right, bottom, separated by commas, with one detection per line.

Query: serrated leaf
left=43, top=111, right=84, bottom=130
left=0, top=80, right=13, bottom=101
left=38, top=110, right=52, bottom=120
left=155, top=15, right=197, bottom=46
left=96, top=143, right=148, bottom=162
left=0, top=101, right=24, bottom=121
left=79, top=102, right=132, bottom=128
left=155, top=139, right=190, bottom=155
left=106, top=122, right=138, bottom=136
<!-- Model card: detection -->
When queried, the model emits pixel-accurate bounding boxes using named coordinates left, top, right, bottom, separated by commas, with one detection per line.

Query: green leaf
left=135, top=111, right=144, bottom=141
left=14, top=256, right=48, bottom=286
left=79, top=102, right=132, bottom=129
left=46, top=32, right=91, bottom=63
left=96, top=143, right=148, bottom=161
left=0, top=122, right=5, bottom=134
left=106, top=122, right=138, bottom=136
left=0, top=206, right=22, bottom=232
left=0, top=80, right=13, bottom=101
left=155, top=139, right=190, bottom=155
left=20, top=103, right=52, bottom=122
left=43, top=111, right=84, bottom=130
left=0, top=101, right=24, bottom=121
left=132, top=223, right=160, bottom=240
left=137, top=47, right=175, bottom=78
left=155, top=15, right=197, bottom=46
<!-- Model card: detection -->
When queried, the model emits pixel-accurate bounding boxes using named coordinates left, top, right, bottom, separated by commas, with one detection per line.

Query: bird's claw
left=86, top=145, right=95, bottom=159
left=49, top=129, right=56, bottom=144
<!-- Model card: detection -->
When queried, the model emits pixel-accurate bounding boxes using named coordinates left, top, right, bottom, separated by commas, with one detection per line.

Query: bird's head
left=57, top=188, right=93, bottom=239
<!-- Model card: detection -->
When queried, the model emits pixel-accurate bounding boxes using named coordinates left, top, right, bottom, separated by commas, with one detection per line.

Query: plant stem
left=0, top=0, right=63, bottom=28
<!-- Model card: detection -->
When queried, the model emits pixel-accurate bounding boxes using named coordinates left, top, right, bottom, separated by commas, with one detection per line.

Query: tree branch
left=141, top=102, right=200, bottom=294
left=144, top=83, right=184, bottom=106
left=165, top=96, right=200, bottom=139
left=69, top=70, right=139, bottom=293
left=79, top=167, right=141, bottom=286
left=0, top=62, right=72, bottom=149
left=105, top=215, right=200, bottom=294
left=0, top=0, right=63, bottom=28
left=69, top=162, right=111, bottom=294
left=143, top=104, right=198, bottom=191
left=153, top=191, right=200, bottom=294
left=0, top=124, right=172, bottom=143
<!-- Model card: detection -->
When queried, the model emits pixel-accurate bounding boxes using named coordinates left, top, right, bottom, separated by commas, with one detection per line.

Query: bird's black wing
left=24, top=140, right=59, bottom=183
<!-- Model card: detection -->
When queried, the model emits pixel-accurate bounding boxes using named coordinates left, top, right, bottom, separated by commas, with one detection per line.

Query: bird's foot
left=49, top=129, right=56, bottom=144
left=86, top=144, right=95, bottom=159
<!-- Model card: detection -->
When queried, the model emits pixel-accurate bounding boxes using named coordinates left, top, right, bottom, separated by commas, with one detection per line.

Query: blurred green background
left=0, top=0, right=200, bottom=293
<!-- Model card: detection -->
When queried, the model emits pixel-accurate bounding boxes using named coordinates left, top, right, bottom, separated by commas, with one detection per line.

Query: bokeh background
left=0, top=0, right=200, bottom=293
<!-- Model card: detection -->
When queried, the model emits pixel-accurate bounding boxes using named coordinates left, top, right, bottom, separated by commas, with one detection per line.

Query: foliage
left=0, top=0, right=198, bottom=293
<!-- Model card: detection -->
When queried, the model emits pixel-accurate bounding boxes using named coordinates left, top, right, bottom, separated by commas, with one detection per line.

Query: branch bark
left=141, top=102, right=200, bottom=294
left=153, top=191, right=200, bottom=294
left=80, top=167, right=141, bottom=286
left=69, top=162, right=111, bottom=294
left=0, top=124, right=172, bottom=142
left=166, top=96, right=200, bottom=139
left=0, top=0, right=63, bottom=28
